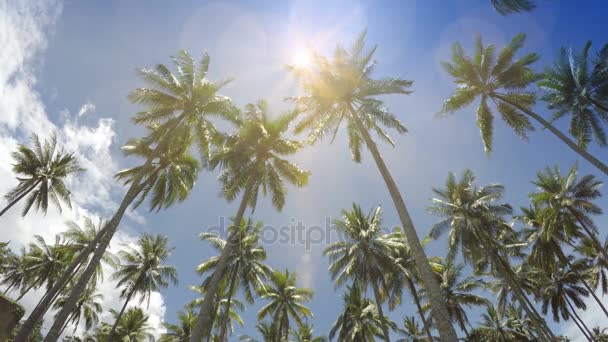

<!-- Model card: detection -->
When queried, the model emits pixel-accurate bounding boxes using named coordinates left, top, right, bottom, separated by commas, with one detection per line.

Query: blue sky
left=2, top=0, right=608, bottom=340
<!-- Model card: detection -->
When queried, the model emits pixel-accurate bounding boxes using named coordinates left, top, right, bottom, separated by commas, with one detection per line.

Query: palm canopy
left=257, top=269, right=314, bottom=339
left=395, top=316, right=435, bottom=342
left=440, top=33, right=539, bottom=153
left=576, top=235, right=608, bottom=295
left=329, top=285, right=385, bottom=342
left=288, top=30, right=410, bottom=162
left=290, top=323, right=327, bottom=342
left=197, top=218, right=272, bottom=303
left=22, top=234, right=71, bottom=293
left=2, top=134, right=84, bottom=216
left=112, top=233, right=178, bottom=306
left=97, top=308, right=155, bottom=342
left=129, top=50, right=239, bottom=164
left=539, top=41, right=608, bottom=148
left=238, top=321, right=281, bottom=342
left=490, top=0, right=535, bottom=15
left=160, top=307, right=198, bottom=342
left=52, top=286, right=103, bottom=333
left=189, top=282, right=245, bottom=337
left=466, top=304, right=533, bottom=342
left=211, top=100, right=309, bottom=211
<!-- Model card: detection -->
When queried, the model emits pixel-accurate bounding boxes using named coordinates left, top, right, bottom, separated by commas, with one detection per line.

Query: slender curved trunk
left=496, top=94, right=608, bottom=176
left=565, top=296, right=594, bottom=341
left=110, top=288, right=136, bottom=339
left=0, top=179, right=42, bottom=217
left=490, top=250, right=554, bottom=341
left=371, top=281, right=391, bottom=342
left=190, top=185, right=252, bottom=342
left=349, top=107, right=458, bottom=342
left=219, top=264, right=239, bottom=342
left=407, top=277, right=434, bottom=342
left=15, top=236, right=103, bottom=342
left=43, top=177, right=146, bottom=342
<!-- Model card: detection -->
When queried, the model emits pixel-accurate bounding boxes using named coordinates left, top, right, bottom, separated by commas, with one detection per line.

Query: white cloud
left=0, top=0, right=163, bottom=339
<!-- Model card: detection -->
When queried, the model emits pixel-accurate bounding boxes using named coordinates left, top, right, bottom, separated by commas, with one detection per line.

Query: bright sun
left=292, top=49, right=312, bottom=67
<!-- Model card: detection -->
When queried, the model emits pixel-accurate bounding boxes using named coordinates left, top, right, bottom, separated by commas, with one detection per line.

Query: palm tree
left=395, top=316, right=435, bottom=342
left=97, top=307, right=155, bottom=342
left=18, top=235, right=70, bottom=299
left=535, top=257, right=594, bottom=340
left=288, top=30, right=457, bottom=341
left=1, top=134, right=83, bottom=217
left=539, top=41, right=608, bottom=149
left=290, top=323, right=327, bottom=342
left=427, top=170, right=554, bottom=340
left=159, top=307, right=198, bottom=342
left=0, top=241, right=12, bottom=273
left=189, top=283, right=245, bottom=340
left=42, top=131, right=198, bottom=342
left=190, top=101, right=309, bottom=340
left=330, top=285, right=384, bottom=342
left=420, top=260, right=489, bottom=336
left=238, top=322, right=280, bottom=342
left=109, top=233, right=178, bottom=338
left=52, top=286, right=103, bottom=335
left=440, top=33, right=608, bottom=176
left=323, top=204, right=400, bottom=341
left=490, top=0, right=535, bottom=15
left=590, top=327, right=608, bottom=342
left=1, top=247, right=27, bottom=296
left=197, top=218, right=272, bottom=341
left=257, top=269, right=313, bottom=340
left=576, top=235, right=608, bottom=296
left=465, top=305, right=532, bottom=341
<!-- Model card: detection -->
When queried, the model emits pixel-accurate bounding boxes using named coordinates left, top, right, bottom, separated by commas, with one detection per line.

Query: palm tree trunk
left=407, top=277, right=434, bottom=342
left=43, top=176, right=146, bottom=342
left=490, top=250, right=554, bottom=341
left=110, top=289, right=136, bottom=339
left=565, top=296, right=594, bottom=341
left=0, top=179, right=42, bottom=217
left=17, top=240, right=99, bottom=341
left=371, top=281, right=391, bottom=342
left=348, top=106, right=458, bottom=342
left=496, top=94, right=608, bottom=176
left=219, top=264, right=239, bottom=342
left=190, top=184, right=253, bottom=342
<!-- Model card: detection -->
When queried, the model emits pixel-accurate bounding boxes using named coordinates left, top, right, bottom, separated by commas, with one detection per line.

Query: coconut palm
left=395, top=316, right=436, bottom=342
left=97, top=307, right=155, bottom=342
left=128, top=50, right=238, bottom=164
left=43, top=131, right=198, bottom=342
left=590, top=327, right=608, bottom=342
left=427, top=170, right=554, bottom=340
left=190, top=102, right=309, bottom=340
left=490, top=0, right=535, bottom=15
left=109, top=233, right=177, bottom=339
left=52, top=286, right=103, bottom=335
left=420, top=260, right=489, bottom=336
left=288, top=30, right=457, bottom=341
left=197, top=218, right=272, bottom=341
left=290, top=323, right=327, bottom=342
left=465, top=305, right=532, bottom=342
left=535, top=257, right=593, bottom=340
left=238, top=322, right=281, bottom=342
left=539, top=41, right=608, bottom=149
left=0, top=241, right=12, bottom=273
left=1, top=247, right=27, bottom=296
left=576, top=235, right=608, bottom=295
left=330, top=285, right=384, bottom=342
left=323, top=204, right=400, bottom=341
left=18, top=235, right=70, bottom=299
left=189, top=283, right=245, bottom=340
left=257, top=269, right=313, bottom=340
left=440, top=33, right=608, bottom=176
left=1, top=134, right=84, bottom=217
left=159, top=307, right=198, bottom=342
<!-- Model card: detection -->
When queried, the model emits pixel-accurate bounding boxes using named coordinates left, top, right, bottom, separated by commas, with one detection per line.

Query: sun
left=292, top=48, right=312, bottom=67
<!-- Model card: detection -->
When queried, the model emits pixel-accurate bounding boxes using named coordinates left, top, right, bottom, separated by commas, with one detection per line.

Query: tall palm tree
left=539, top=41, right=608, bottom=149
left=288, top=30, right=457, bottom=341
left=189, top=283, right=245, bottom=340
left=1, top=134, right=83, bottom=217
left=395, top=316, right=435, bottom=342
left=52, top=286, right=103, bottom=335
left=290, top=323, right=327, bottom=342
left=1, top=247, right=28, bottom=296
left=197, top=218, right=272, bottom=341
left=323, top=204, right=400, bottom=341
left=427, top=170, right=554, bottom=340
left=97, top=307, right=155, bottom=342
left=257, top=269, right=314, bottom=340
left=330, top=285, right=384, bottom=342
left=109, top=233, right=178, bottom=338
left=465, top=305, right=533, bottom=342
left=19, top=235, right=70, bottom=299
left=576, top=235, right=608, bottom=296
left=420, top=260, right=489, bottom=336
left=535, top=257, right=593, bottom=340
left=440, top=33, right=608, bottom=176
left=42, top=131, right=198, bottom=342
left=490, top=0, right=535, bottom=15
left=190, top=101, right=309, bottom=340
left=159, top=306, right=198, bottom=342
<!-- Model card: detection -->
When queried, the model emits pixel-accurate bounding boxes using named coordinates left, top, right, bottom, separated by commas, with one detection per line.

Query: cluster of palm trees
left=1, top=0, right=608, bottom=340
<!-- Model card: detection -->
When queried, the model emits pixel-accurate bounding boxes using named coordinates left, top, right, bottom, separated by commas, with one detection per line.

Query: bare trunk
left=407, top=277, right=434, bottom=342
left=190, top=185, right=252, bottom=342
left=43, top=177, right=145, bottom=342
left=372, top=281, right=391, bottom=342
left=349, top=107, right=458, bottom=342
left=496, top=94, right=608, bottom=176
left=0, top=179, right=41, bottom=217
left=219, top=263, right=239, bottom=342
